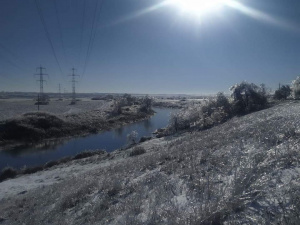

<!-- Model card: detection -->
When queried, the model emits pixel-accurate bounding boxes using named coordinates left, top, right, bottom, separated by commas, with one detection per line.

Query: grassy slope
left=1, top=101, right=300, bottom=224
left=0, top=105, right=152, bottom=145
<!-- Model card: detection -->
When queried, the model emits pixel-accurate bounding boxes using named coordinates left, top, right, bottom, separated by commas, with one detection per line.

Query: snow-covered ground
left=0, top=98, right=110, bottom=121
left=0, top=101, right=300, bottom=224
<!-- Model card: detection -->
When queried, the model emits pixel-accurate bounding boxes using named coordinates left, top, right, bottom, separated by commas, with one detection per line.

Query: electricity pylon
left=69, top=68, right=79, bottom=104
left=34, top=66, right=49, bottom=107
left=35, top=66, right=47, bottom=95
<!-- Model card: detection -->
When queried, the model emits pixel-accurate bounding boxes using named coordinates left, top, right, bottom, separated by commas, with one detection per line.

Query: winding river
left=0, top=107, right=177, bottom=170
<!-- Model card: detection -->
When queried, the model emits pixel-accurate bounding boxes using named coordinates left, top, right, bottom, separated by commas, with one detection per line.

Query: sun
left=167, top=0, right=229, bottom=17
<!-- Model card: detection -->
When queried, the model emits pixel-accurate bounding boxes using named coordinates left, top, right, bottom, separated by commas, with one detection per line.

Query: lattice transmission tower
left=69, top=68, right=79, bottom=104
left=34, top=65, right=49, bottom=106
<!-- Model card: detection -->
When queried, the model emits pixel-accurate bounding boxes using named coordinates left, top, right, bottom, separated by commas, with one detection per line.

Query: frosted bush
left=292, top=76, right=300, bottom=99
left=127, top=130, right=138, bottom=145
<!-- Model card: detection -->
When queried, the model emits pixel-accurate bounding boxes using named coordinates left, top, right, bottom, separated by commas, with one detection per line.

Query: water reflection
left=0, top=108, right=177, bottom=170
left=114, top=126, right=124, bottom=137
left=3, top=138, right=68, bottom=156
left=143, top=119, right=153, bottom=130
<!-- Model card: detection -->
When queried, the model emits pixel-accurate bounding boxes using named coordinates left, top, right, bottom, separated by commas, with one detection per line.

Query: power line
left=78, top=0, right=86, bottom=67
left=82, top=0, right=105, bottom=78
left=0, top=53, right=24, bottom=72
left=0, top=43, right=24, bottom=64
left=53, top=0, right=68, bottom=66
left=34, top=0, right=64, bottom=76
left=82, top=0, right=99, bottom=77
left=0, top=43, right=31, bottom=73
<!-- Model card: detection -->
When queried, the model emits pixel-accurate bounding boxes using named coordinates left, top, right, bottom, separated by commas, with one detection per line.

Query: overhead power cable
left=0, top=52, right=24, bottom=72
left=53, top=0, right=68, bottom=66
left=0, top=43, right=31, bottom=73
left=34, top=0, right=64, bottom=76
left=82, top=0, right=105, bottom=78
left=78, top=0, right=86, bottom=67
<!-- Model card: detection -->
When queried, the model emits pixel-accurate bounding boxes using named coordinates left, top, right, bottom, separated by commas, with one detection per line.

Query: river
left=0, top=107, right=177, bottom=170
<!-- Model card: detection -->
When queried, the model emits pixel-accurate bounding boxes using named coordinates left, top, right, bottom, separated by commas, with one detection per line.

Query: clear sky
left=1, top=0, right=300, bottom=94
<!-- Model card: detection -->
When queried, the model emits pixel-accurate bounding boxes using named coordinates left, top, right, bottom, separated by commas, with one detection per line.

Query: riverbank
left=1, top=101, right=300, bottom=224
left=0, top=102, right=154, bottom=149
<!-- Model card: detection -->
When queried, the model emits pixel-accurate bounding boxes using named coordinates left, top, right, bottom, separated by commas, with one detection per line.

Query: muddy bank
left=0, top=106, right=154, bottom=149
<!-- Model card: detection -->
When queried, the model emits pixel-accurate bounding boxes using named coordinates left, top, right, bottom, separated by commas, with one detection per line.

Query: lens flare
left=167, top=0, right=229, bottom=16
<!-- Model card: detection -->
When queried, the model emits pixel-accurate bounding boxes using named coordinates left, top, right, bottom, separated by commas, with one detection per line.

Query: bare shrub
left=139, top=95, right=153, bottom=113
left=21, top=165, right=44, bottom=175
left=127, top=130, right=138, bottom=145
left=107, top=181, right=122, bottom=197
left=139, top=136, right=151, bottom=143
left=111, top=99, right=123, bottom=116
left=59, top=182, right=96, bottom=210
left=274, top=85, right=291, bottom=100
left=44, top=160, right=60, bottom=169
left=167, top=92, right=232, bottom=132
left=2, top=112, right=72, bottom=141
left=73, top=150, right=97, bottom=160
left=230, top=82, right=268, bottom=115
left=129, top=146, right=146, bottom=157
left=0, top=167, right=18, bottom=182
left=292, top=76, right=300, bottom=99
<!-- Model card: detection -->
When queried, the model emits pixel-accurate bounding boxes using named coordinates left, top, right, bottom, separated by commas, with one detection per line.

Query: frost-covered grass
left=0, top=101, right=300, bottom=224
left=0, top=98, right=110, bottom=121
left=0, top=99, right=153, bottom=144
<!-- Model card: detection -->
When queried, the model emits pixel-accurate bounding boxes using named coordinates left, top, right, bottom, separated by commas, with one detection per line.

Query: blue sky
left=1, top=0, right=300, bottom=94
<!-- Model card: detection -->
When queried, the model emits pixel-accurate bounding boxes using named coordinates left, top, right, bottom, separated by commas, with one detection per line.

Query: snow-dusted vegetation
left=0, top=95, right=154, bottom=145
left=292, top=76, right=300, bottom=99
left=1, top=100, right=300, bottom=224
left=0, top=98, right=110, bottom=121
left=166, top=82, right=268, bottom=135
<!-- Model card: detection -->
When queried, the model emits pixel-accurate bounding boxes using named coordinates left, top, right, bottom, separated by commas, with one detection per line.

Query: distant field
left=0, top=98, right=110, bottom=121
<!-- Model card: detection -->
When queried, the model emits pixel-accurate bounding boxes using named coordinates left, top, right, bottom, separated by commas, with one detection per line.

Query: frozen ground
left=0, top=101, right=300, bottom=224
left=0, top=98, right=110, bottom=121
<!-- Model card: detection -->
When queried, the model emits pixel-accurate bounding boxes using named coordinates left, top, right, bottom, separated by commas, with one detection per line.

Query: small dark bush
left=274, top=85, right=291, bottom=100
left=2, top=112, right=69, bottom=141
left=60, top=188, right=88, bottom=210
left=73, top=150, right=105, bottom=160
left=74, top=151, right=96, bottom=160
left=139, top=136, right=152, bottom=143
left=21, top=166, right=44, bottom=175
left=91, top=96, right=104, bottom=100
left=58, top=156, right=73, bottom=164
left=215, top=92, right=232, bottom=115
left=0, top=167, right=18, bottom=182
left=202, top=92, right=232, bottom=126
left=139, top=95, right=153, bottom=113
left=230, top=82, right=268, bottom=115
left=110, top=100, right=123, bottom=116
left=44, top=160, right=60, bottom=169
left=129, top=146, right=146, bottom=157
left=89, top=127, right=98, bottom=133
left=107, top=188, right=119, bottom=197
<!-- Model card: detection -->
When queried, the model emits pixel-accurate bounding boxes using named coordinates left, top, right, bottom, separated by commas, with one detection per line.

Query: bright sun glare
left=168, top=0, right=229, bottom=16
